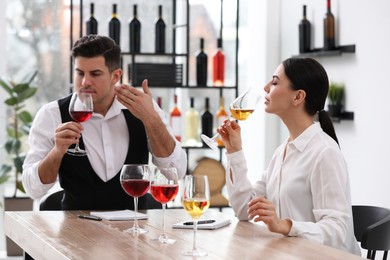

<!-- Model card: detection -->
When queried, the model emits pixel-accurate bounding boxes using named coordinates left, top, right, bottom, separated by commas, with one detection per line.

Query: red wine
left=129, top=4, right=141, bottom=53
left=213, top=38, right=225, bottom=86
left=323, top=0, right=335, bottom=50
left=196, top=38, right=208, bottom=86
left=299, top=5, right=311, bottom=53
left=121, top=179, right=150, bottom=197
left=70, top=111, right=92, bottom=122
left=109, top=4, right=120, bottom=45
left=201, top=97, right=213, bottom=146
left=155, top=5, right=166, bottom=53
left=86, top=3, right=98, bottom=35
left=150, top=184, right=178, bottom=204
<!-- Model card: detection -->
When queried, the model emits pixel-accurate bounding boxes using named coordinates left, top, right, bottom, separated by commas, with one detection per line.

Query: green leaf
left=18, top=111, right=33, bottom=123
left=0, top=165, right=12, bottom=176
left=14, top=83, right=29, bottom=94
left=5, top=139, right=21, bottom=153
left=18, top=87, right=38, bottom=102
left=21, top=124, right=31, bottom=135
left=0, top=171, right=10, bottom=184
left=0, top=78, right=13, bottom=95
left=5, top=96, right=18, bottom=106
left=14, top=156, right=24, bottom=173
left=17, top=180, right=25, bottom=193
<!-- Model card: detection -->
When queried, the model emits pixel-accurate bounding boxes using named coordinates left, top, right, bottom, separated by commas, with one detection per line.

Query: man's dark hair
left=71, top=35, right=121, bottom=72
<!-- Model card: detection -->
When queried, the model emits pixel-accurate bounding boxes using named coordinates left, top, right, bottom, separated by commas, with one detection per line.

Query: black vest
left=57, top=94, right=149, bottom=210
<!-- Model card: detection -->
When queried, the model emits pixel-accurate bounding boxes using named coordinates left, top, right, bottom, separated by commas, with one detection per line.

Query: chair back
left=352, top=205, right=390, bottom=260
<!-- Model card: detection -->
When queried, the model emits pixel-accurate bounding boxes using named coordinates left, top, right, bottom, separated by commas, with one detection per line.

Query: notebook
left=90, top=210, right=148, bottom=221
left=172, top=218, right=231, bottom=230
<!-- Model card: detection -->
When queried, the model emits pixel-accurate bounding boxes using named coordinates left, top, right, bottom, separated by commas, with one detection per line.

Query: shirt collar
left=92, top=99, right=126, bottom=120
left=288, top=123, right=322, bottom=152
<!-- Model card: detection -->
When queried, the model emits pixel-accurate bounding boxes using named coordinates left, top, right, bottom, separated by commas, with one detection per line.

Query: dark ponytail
left=283, top=58, right=339, bottom=146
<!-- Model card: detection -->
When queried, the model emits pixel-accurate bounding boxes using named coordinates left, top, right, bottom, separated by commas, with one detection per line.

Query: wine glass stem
left=210, top=133, right=219, bottom=141
left=192, top=219, right=198, bottom=251
left=162, top=204, right=166, bottom=235
left=133, top=197, right=139, bottom=229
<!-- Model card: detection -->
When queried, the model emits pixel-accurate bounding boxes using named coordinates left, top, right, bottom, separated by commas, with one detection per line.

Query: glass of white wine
left=200, top=87, right=262, bottom=151
left=181, top=175, right=210, bottom=257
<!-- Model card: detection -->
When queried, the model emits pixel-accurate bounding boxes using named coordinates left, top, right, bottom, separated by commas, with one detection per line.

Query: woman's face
left=263, top=64, right=299, bottom=117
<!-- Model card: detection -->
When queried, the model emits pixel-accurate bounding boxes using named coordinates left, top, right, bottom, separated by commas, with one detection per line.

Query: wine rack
left=69, top=0, right=240, bottom=173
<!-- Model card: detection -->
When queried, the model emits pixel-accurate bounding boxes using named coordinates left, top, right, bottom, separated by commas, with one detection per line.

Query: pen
left=78, top=214, right=102, bottom=221
left=183, top=220, right=215, bottom=225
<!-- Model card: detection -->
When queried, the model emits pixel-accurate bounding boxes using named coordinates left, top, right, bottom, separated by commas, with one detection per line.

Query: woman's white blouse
left=225, top=123, right=361, bottom=255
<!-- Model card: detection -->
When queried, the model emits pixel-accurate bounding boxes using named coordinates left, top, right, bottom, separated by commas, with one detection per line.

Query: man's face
left=73, top=56, right=121, bottom=111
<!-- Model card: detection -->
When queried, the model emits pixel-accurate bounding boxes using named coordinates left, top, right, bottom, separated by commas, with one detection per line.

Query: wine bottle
left=86, top=3, right=98, bottom=35
left=201, top=97, right=213, bottom=146
left=323, top=0, right=335, bottom=50
left=213, top=38, right=225, bottom=86
left=170, top=94, right=182, bottom=142
left=196, top=38, right=208, bottom=86
left=185, top=97, right=200, bottom=146
left=108, top=4, right=120, bottom=45
left=157, top=97, right=162, bottom=109
left=155, top=5, right=166, bottom=53
left=215, top=96, right=228, bottom=147
left=129, top=4, right=141, bottom=53
left=299, top=5, right=311, bottom=53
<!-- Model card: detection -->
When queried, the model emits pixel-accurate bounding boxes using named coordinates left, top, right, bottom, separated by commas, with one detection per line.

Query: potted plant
left=0, top=71, right=38, bottom=256
left=327, top=82, right=345, bottom=118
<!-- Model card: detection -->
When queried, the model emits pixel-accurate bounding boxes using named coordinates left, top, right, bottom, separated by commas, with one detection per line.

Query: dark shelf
left=293, top=44, right=356, bottom=58
left=121, top=52, right=188, bottom=57
left=328, top=111, right=354, bottom=122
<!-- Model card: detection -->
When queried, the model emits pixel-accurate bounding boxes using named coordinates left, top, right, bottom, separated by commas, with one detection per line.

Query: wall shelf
left=329, top=111, right=354, bottom=123
left=293, top=44, right=356, bottom=58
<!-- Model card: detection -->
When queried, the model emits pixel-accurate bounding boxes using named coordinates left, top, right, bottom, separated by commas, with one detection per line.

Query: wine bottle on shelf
left=129, top=4, right=141, bottom=53
left=215, top=96, right=228, bottom=147
left=86, top=3, right=98, bottom=35
left=299, top=5, right=311, bottom=53
left=196, top=38, right=208, bottom=86
left=201, top=97, right=213, bottom=146
left=213, top=38, right=225, bottom=86
left=323, top=0, right=335, bottom=50
left=157, top=97, right=162, bottom=109
left=155, top=5, right=166, bottom=54
left=108, top=4, right=120, bottom=45
left=170, top=94, right=182, bottom=142
left=185, top=97, right=200, bottom=146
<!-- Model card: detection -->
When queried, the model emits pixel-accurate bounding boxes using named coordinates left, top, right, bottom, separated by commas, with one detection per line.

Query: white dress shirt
left=22, top=98, right=187, bottom=199
left=225, top=123, right=361, bottom=255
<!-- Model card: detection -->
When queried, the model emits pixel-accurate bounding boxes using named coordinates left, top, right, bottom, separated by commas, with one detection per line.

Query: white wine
left=185, top=97, right=200, bottom=146
left=183, top=199, right=210, bottom=220
left=230, top=108, right=254, bottom=121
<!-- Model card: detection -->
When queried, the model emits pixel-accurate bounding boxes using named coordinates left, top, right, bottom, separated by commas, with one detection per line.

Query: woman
left=217, top=57, right=361, bottom=255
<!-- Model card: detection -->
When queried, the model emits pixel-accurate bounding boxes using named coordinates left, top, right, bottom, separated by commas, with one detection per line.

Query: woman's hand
left=217, top=119, right=242, bottom=153
left=247, top=197, right=292, bottom=236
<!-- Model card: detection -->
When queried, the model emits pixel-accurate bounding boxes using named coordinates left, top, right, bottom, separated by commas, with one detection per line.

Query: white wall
left=278, top=0, right=390, bottom=208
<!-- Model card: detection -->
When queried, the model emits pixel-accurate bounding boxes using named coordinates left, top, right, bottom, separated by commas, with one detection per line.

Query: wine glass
left=120, top=164, right=151, bottom=234
left=66, top=91, right=93, bottom=156
left=150, top=167, right=179, bottom=244
left=181, top=175, right=210, bottom=257
left=201, top=87, right=262, bottom=151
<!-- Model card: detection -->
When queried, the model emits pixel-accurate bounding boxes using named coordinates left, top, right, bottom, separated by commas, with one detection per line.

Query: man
left=22, top=35, right=187, bottom=210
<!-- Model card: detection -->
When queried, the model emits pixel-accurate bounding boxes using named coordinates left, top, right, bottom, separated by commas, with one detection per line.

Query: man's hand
left=54, top=121, right=83, bottom=155
left=115, top=79, right=159, bottom=123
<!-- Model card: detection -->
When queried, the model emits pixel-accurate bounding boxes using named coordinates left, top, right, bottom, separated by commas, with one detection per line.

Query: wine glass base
left=66, top=148, right=87, bottom=156
left=124, top=227, right=148, bottom=234
left=151, top=234, right=176, bottom=244
left=200, top=134, right=219, bottom=151
left=182, top=249, right=208, bottom=257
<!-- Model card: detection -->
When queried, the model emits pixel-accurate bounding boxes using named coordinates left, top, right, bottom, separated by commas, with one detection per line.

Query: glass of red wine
left=150, top=166, right=179, bottom=244
left=120, top=164, right=151, bottom=234
left=66, top=91, right=93, bottom=156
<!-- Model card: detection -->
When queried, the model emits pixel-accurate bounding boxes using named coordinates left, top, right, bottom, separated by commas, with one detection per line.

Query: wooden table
left=4, top=209, right=362, bottom=260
